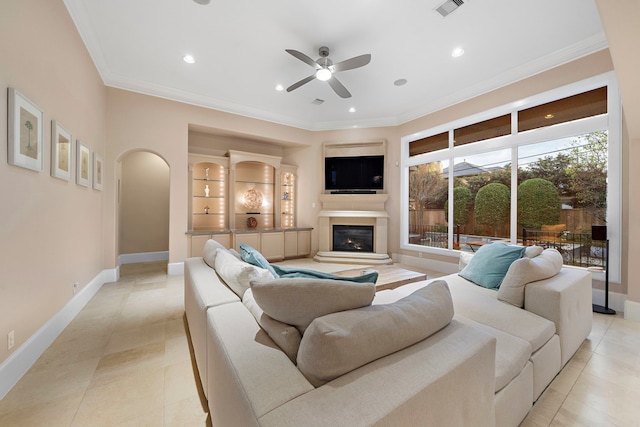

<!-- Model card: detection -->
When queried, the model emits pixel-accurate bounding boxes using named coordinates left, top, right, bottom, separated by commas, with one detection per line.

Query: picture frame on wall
left=51, top=120, right=72, bottom=181
left=93, top=152, right=103, bottom=191
left=7, top=87, right=44, bottom=172
left=76, top=141, right=91, bottom=187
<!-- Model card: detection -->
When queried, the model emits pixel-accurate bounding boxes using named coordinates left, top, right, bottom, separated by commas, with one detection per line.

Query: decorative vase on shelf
left=247, top=217, right=258, bottom=229
left=204, top=206, right=209, bottom=214
left=204, top=167, right=209, bottom=180
left=204, top=184, right=210, bottom=197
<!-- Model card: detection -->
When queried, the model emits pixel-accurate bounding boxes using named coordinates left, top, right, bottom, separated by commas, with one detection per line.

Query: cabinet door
left=234, top=233, right=261, bottom=253
left=261, top=232, right=285, bottom=261
left=284, top=231, right=298, bottom=258
left=297, top=230, right=311, bottom=256
left=190, top=235, right=211, bottom=258
left=211, top=234, right=231, bottom=249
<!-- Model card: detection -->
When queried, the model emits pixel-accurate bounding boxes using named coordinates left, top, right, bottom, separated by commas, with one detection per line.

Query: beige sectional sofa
left=184, top=241, right=592, bottom=427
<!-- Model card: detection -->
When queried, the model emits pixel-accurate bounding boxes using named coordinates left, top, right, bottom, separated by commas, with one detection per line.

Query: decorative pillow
left=214, top=249, right=273, bottom=297
left=297, top=280, right=454, bottom=387
left=498, top=248, right=564, bottom=307
left=271, top=264, right=378, bottom=284
left=459, top=242, right=526, bottom=289
left=249, top=277, right=375, bottom=333
left=239, top=243, right=279, bottom=278
left=242, top=288, right=302, bottom=363
left=524, top=245, right=544, bottom=258
left=458, top=251, right=475, bottom=272
left=228, top=248, right=243, bottom=260
left=202, top=239, right=228, bottom=268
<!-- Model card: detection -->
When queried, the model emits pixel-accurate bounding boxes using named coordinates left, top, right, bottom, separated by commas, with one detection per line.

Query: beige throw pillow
left=214, top=249, right=272, bottom=297
left=297, top=280, right=454, bottom=387
left=202, top=239, right=228, bottom=268
left=249, top=277, right=375, bottom=333
left=242, top=288, right=302, bottom=363
left=498, top=248, right=563, bottom=307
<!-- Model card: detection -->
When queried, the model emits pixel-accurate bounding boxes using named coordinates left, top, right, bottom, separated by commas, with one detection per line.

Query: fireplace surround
left=314, top=193, right=392, bottom=264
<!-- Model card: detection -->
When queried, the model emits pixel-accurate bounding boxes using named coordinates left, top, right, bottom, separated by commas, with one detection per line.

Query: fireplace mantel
left=314, top=193, right=392, bottom=264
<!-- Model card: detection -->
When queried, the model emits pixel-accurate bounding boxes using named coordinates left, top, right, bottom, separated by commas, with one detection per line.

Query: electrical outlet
left=418, top=252, right=423, bottom=258
left=73, top=282, right=79, bottom=294
left=8, top=330, right=15, bottom=350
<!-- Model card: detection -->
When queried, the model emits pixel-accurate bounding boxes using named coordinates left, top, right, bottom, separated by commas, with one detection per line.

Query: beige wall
left=596, top=0, right=640, bottom=304
left=0, top=0, right=106, bottom=364
left=119, top=152, right=170, bottom=255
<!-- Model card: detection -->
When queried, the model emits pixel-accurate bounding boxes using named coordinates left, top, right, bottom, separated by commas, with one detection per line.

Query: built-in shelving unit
left=187, top=151, right=309, bottom=259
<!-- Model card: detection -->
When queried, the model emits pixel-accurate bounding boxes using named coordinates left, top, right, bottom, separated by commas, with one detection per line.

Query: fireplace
left=333, top=225, right=374, bottom=252
left=314, top=193, right=392, bottom=264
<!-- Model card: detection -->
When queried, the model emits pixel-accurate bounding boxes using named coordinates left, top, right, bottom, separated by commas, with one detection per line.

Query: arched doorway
left=117, top=151, right=170, bottom=265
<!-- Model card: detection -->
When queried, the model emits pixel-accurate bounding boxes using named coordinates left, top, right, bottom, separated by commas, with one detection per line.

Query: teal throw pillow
left=459, top=242, right=526, bottom=289
left=239, top=243, right=279, bottom=278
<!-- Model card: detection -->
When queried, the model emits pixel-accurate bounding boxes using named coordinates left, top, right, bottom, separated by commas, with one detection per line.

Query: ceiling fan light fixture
left=316, top=68, right=332, bottom=81
left=183, top=54, right=196, bottom=64
left=451, top=47, right=464, bottom=57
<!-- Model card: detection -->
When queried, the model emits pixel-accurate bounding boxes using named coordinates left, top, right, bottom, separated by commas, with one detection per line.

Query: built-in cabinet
left=187, top=150, right=310, bottom=259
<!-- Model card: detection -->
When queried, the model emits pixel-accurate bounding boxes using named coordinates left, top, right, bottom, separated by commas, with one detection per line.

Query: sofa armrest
left=184, top=257, right=240, bottom=398
left=524, top=268, right=592, bottom=366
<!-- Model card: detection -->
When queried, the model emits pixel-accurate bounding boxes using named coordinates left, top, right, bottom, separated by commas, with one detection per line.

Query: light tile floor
left=0, top=261, right=639, bottom=426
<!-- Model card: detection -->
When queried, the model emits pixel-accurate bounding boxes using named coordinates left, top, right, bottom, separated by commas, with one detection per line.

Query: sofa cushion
left=459, top=243, right=526, bottom=289
left=215, top=249, right=273, bottom=297
left=393, top=275, right=556, bottom=353
left=296, top=280, right=454, bottom=387
left=498, top=248, right=564, bottom=307
left=524, top=245, right=544, bottom=258
left=203, top=239, right=228, bottom=268
left=250, top=277, right=375, bottom=333
left=242, top=288, right=302, bottom=363
left=239, top=243, right=279, bottom=278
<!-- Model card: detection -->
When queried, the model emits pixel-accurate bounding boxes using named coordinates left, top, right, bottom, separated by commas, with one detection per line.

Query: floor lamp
left=592, top=225, right=616, bottom=315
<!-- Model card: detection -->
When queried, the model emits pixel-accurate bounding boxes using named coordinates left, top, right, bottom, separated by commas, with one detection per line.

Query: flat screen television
left=325, top=155, right=384, bottom=192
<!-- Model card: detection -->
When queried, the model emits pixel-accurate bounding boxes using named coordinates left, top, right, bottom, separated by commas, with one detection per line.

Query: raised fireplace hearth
left=314, top=193, right=392, bottom=264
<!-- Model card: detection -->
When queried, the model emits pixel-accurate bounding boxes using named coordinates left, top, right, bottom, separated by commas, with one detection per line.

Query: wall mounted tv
left=325, top=155, right=384, bottom=192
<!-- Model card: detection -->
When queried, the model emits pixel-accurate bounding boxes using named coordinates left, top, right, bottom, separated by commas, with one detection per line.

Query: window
left=402, top=73, right=621, bottom=281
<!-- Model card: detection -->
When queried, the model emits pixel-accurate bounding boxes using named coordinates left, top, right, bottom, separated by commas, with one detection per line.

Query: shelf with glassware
left=280, top=168, right=296, bottom=228
left=233, top=160, right=276, bottom=230
left=190, top=159, right=228, bottom=231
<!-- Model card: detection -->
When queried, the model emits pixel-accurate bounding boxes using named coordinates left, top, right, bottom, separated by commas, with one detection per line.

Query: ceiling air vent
left=311, top=98, right=325, bottom=105
left=435, top=0, right=464, bottom=18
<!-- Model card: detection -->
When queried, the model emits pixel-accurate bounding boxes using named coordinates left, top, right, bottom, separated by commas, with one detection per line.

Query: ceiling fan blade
left=331, top=54, right=371, bottom=72
left=286, top=74, right=316, bottom=92
left=285, top=49, right=321, bottom=69
left=328, top=76, right=351, bottom=98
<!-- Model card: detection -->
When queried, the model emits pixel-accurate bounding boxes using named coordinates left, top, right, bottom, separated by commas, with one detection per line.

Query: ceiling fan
left=285, top=46, right=371, bottom=98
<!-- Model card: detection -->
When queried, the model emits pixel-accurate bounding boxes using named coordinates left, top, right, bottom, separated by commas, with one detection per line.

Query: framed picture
left=51, top=120, right=72, bottom=181
left=76, top=141, right=91, bottom=187
left=93, top=152, right=103, bottom=190
left=7, top=87, right=44, bottom=171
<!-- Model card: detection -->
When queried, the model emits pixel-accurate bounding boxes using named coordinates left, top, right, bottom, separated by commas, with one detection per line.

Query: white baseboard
left=592, top=288, right=626, bottom=313
left=168, top=261, right=184, bottom=276
left=624, top=299, right=640, bottom=322
left=0, top=269, right=108, bottom=400
left=118, top=251, right=169, bottom=265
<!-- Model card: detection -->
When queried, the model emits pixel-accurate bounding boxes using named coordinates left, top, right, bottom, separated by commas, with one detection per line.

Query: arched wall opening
left=117, top=150, right=170, bottom=265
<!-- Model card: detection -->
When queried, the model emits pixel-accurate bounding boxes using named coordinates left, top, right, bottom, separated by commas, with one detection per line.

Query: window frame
left=400, top=72, right=622, bottom=282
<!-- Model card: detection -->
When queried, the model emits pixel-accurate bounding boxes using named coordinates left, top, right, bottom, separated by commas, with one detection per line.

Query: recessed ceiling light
left=394, top=78, right=408, bottom=86
left=183, top=55, right=196, bottom=64
left=275, top=84, right=284, bottom=91
left=349, top=107, right=356, bottom=113
left=451, top=47, right=464, bottom=57
left=545, top=114, right=555, bottom=119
